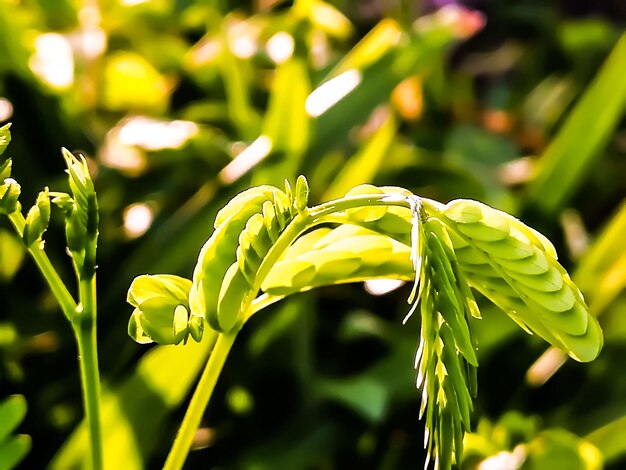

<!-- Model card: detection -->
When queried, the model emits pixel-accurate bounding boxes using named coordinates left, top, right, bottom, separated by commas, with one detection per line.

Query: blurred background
left=1, top=0, right=625, bottom=468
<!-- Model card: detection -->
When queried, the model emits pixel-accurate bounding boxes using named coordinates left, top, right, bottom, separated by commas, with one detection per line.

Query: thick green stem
left=164, top=331, right=238, bottom=470
left=163, top=294, right=279, bottom=469
left=74, top=277, right=103, bottom=470
left=8, top=211, right=76, bottom=320
left=309, top=193, right=412, bottom=218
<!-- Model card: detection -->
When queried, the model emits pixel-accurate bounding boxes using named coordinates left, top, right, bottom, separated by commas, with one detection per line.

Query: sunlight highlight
left=266, top=32, right=294, bottom=64
left=364, top=279, right=405, bottom=296
left=120, top=0, right=150, bottom=6
left=305, top=69, right=362, bottom=117
left=100, top=130, right=145, bottom=175
left=478, top=447, right=526, bottom=470
left=124, top=203, right=154, bottom=238
left=29, top=34, right=74, bottom=90
left=229, top=21, right=259, bottom=59
left=73, top=27, right=107, bottom=60
left=526, top=347, right=567, bottom=387
left=219, top=136, right=272, bottom=184
left=189, top=37, right=221, bottom=67
left=118, top=117, right=199, bottom=150
left=0, top=98, right=13, bottom=121
left=75, top=5, right=106, bottom=60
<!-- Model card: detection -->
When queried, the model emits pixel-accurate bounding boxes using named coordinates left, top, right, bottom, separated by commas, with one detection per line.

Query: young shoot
left=126, top=176, right=602, bottom=470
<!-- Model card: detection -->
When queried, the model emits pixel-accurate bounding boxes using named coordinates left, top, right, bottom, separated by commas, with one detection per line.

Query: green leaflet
left=282, top=227, right=333, bottom=258
left=23, top=188, right=51, bottom=247
left=344, top=184, right=388, bottom=222
left=235, top=181, right=299, bottom=287
left=430, top=198, right=602, bottom=362
left=262, top=226, right=414, bottom=296
left=445, top=199, right=557, bottom=257
left=56, top=150, right=99, bottom=279
left=213, top=185, right=285, bottom=229
left=261, top=201, right=280, bottom=243
left=189, top=185, right=288, bottom=332
left=0, top=123, right=10, bottom=157
left=294, top=175, right=310, bottom=212
left=311, top=224, right=371, bottom=249
left=423, top=218, right=477, bottom=366
left=192, top=177, right=310, bottom=333
left=127, top=274, right=195, bottom=345
left=237, top=205, right=288, bottom=286
left=0, top=395, right=31, bottom=470
left=216, top=263, right=249, bottom=332
left=0, top=158, right=11, bottom=181
left=0, top=174, right=18, bottom=233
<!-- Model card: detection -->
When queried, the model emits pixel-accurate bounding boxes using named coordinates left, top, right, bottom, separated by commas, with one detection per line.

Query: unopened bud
left=294, top=175, right=309, bottom=211
left=23, top=188, right=51, bottom=246
left=188, top=313, right=205, bottom=342
left=127, top=274, right=198, bottom=345
left=62, top=148, right=95, bottom=205
left=0, top=123, right=10, bottom=156
left=0, top=178, right=21, bottom=215
left=50, top=192, right=74, bottom=213
left=284, top=179, right=293, bottom=205
left=0, top=159, right=11, bottom=180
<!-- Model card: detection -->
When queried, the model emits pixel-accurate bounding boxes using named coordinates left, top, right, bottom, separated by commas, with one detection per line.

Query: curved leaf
left=429, top=198, right=602, bottom=362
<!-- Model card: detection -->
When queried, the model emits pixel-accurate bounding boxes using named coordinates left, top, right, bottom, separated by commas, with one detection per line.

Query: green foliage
left=0, top=123, right=10, bottom=156
left=0, top=129, right=103, bottom=469
left=189, top=185, right=290, bottom=332
left=58, top=149, right=99, bottom=279
left=528, top=34, right=626, bottom=214
left=463, top=412, right=603, bottom=469
left=23, top=188, right=50, bottom=247
left=1, top=1, right=625, bottom=469
left=0, top=395, right=31, bottom=470
left=0, top=177, right=20, bottom=216
left=0, top=159, right=10, bottom=181
left=431, top=198, right=603, bottom=363
left=0, top=134, right=20, bottom=215
left=263, top=225, right=414, bottom=294
left=49, top=334, right=216, bottom=470
left=0, top=229, right=24, bottom=281
left=126, top=177, right=601, bottom=469
left=127, top=274, right=198, bottom=345
left=410, top=218, right=478, bottom=469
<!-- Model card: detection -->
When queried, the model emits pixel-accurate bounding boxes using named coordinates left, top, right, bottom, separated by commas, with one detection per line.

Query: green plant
left=0, top=394, right=30, bottom=469
left=127, top=177, right=602, bottom=469
left=0, top=124, right=103, bottom=470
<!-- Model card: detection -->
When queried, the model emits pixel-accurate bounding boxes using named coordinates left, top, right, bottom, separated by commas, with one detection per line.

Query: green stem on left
left=8, top=212, right=76, bottom=320
left=8, top=210, right=103, bottom=470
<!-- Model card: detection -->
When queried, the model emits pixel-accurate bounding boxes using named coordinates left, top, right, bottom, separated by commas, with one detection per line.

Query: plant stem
left=74, top=276, right=103, bottom=470
left=8, top=211, right=76, bottom=320
left=164, top=331, right=238, bottom=470
left=9, top=210, right=103, bottom=469
left=309, top=193, right=412, bottom=218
